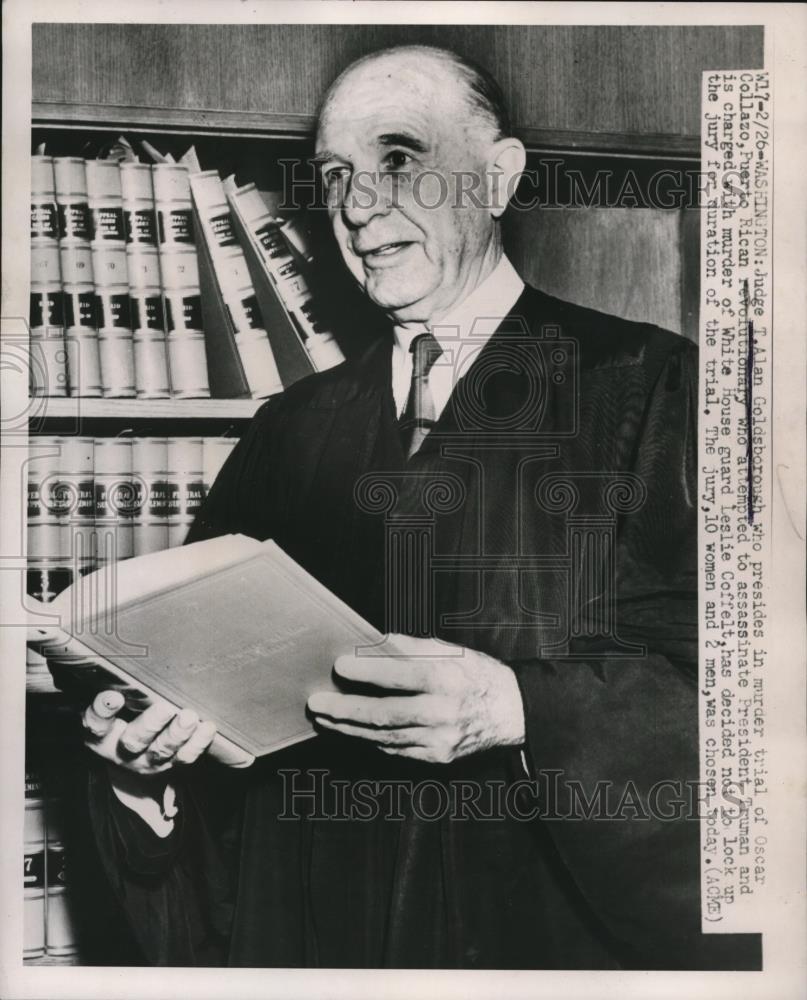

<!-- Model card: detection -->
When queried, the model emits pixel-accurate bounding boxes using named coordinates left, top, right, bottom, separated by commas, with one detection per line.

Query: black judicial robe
left=86, top=285, right=761, bottom=970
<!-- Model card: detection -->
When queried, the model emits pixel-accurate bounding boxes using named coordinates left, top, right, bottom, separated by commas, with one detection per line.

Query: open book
left=27, top=536, right=385, bottom=767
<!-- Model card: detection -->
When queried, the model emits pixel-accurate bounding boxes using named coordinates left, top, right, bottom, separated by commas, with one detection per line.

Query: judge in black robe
left=85, top=282, right=759, bottom=971
left=80, top=43, right=761, bottom=973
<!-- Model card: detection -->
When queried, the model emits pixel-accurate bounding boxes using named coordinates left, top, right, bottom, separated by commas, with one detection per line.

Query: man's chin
left=364, top=279, right=437, bottom=322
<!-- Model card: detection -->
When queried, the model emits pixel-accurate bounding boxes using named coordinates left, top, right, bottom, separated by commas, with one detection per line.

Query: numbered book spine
left=54, top=156, right=103, bottom=397
left=131, top=437, right=170, bottom=556
left=166, top=437, right=204, bottom=548
left=190, top=171, right=282, bottom=398
left=228, top=183, right=344, bottom=376
left=45, top=798, right=78, bottom=957
left=86, top=160, right=136, bottom=397
left=27, top=437, right=78, bottom=604
left=30, top=155, right=69, bottom=398
left=23, top=770, right=46, bottom=959
left=153, top=164, right=210, bottom=398
left=202, top=436, right=238, bottom=494
left=120, top=163, right=170, bottom=398
left=94, top=438, right=134, bottom=563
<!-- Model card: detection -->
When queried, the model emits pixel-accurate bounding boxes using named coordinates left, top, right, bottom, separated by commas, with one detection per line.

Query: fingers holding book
left=82, top=690, right=217, bottom=775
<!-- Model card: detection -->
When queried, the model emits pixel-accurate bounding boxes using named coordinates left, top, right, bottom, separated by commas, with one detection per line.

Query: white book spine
left=153, top=164, right=210, bottom=399
left=191, top=171, right=282, bottom=398
left=31, top=155, right=69, bottom=397
left=230, top=184, right=344, bottom=372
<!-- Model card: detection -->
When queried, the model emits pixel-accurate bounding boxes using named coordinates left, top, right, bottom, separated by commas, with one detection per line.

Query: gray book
left=27, top=535, right=382, bottom=767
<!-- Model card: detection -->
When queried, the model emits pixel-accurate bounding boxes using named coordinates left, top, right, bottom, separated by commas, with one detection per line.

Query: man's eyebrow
left=377, top=132, right=429, bottom=154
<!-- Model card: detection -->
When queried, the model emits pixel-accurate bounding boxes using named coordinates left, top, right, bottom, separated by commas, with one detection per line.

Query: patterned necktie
left=399, top=332, right=443, bottom=458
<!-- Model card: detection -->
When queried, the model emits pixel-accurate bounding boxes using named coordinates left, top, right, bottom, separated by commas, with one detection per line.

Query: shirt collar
left=392, top=255, right=525, bottom=356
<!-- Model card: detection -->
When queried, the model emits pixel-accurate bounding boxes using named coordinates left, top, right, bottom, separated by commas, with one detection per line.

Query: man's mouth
left=359, top=241, right=413, bottom=263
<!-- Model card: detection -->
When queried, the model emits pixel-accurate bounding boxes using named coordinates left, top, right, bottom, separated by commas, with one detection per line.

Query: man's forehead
left=317, top=53, right=466, bottom=144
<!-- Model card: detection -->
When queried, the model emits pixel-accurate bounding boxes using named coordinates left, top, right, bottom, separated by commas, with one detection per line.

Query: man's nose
left=340, top=170, right=393, bottom=229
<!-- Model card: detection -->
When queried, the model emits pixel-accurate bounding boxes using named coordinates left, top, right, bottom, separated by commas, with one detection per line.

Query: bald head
left=319, top=45, right=511, bottom=145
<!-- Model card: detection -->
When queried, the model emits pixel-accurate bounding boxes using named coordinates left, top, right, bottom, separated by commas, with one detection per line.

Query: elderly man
left=81, top=45, right=757, bottom=970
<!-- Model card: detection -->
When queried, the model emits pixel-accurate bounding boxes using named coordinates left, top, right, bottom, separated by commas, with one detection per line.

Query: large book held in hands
left=27, top=535, right=383, bottom=768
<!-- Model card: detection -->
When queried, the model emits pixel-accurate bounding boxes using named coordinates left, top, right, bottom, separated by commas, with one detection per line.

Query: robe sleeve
left=509, top=340, right=759, bottom=969
left=86, top=398, right=281, bottom=964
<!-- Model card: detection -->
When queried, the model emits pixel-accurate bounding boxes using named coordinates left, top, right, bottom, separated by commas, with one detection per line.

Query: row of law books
left=24, top=770, right=77, bottom=961
left=25, top=433, right=239, bottom=693
left=30, top=144, right=344, bottom=400
left=27, top=434, right=238, bottom=593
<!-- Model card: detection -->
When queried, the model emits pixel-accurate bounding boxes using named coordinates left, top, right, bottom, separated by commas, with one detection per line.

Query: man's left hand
left=307, top=634, right=525, bottom=763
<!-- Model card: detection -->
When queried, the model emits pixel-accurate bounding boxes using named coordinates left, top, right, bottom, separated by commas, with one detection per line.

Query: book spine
left=59, top=435, right=96, bottom=577
left=166, top=437, right=204, bottom=547
left=23, top=770, right=46, bottom=959
left=153, top=164, right=210, bottom=399
left=54, top=156, right=103, bottom=398
left=30, top=155, right=69, bottom=398
left=86, top=160, right=136, bottom=397
left=94, top=438, right=134, bottom=563
left=45, top=798, right=78, bottom=957
left=27, top=437, right=77, bottom=603
left=131, top=437, right=170, bottom=556
left=190, top=171, right=282, bottom=398
left=233, top=187, right=344, bottom=373
left=202, top=436, right=238, bottom=494
left=121, top=162, right=171, bottom=399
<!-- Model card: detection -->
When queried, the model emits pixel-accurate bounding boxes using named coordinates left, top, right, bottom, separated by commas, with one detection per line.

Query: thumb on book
left=93, top=690, right=125, bottom=719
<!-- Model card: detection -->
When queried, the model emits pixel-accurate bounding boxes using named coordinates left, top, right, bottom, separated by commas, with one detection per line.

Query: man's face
left=315, top=55, right=498, bottom=325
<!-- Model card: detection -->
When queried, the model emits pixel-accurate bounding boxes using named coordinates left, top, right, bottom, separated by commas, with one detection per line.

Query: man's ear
left=485, top=138, right=527, bottom=219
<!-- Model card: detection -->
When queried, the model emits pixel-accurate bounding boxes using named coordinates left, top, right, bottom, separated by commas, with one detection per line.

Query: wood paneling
left=33, top=24, right=763, bottom=149
left=505, top=207, right=692, bottom=339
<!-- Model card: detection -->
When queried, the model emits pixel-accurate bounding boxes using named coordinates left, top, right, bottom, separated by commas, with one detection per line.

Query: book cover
left=27, top=535, right=386, bottom=767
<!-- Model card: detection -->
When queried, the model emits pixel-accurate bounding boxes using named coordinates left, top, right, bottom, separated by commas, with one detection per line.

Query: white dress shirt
left=391, top=255, right=525, bottom=419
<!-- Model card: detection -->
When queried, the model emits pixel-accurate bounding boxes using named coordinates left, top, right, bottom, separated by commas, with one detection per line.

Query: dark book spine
left=45, top=798, right=78, bottom=957
left=23, top=770, right=46, bottom=959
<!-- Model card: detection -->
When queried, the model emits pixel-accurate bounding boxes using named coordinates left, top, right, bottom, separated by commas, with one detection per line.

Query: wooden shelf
left=28, top=397, right=265, bottom=421
left=24, top=953, right=80, bottom=966
left=32, top=102, right=700, bottom=159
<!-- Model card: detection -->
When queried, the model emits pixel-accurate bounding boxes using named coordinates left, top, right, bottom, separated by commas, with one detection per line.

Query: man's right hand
left=82, top=690, right=217, bottom=776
